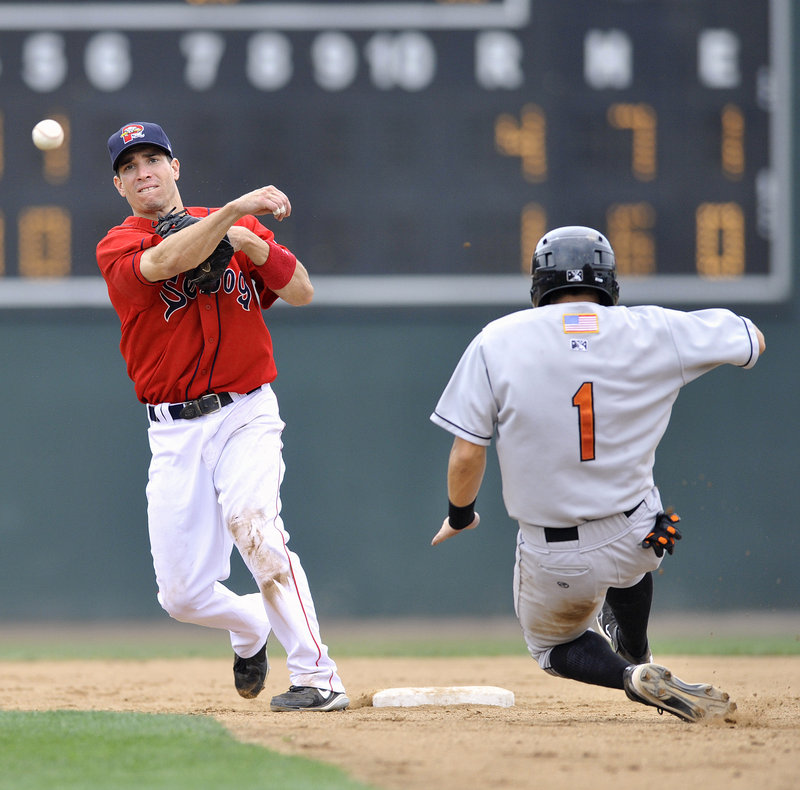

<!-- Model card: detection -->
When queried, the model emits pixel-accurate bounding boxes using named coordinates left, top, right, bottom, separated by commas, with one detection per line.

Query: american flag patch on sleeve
left=563, top=313, right=599, bottom=333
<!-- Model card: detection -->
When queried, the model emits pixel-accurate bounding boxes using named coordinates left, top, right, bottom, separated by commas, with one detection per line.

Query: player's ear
left=113, top=174, right=125, bottom=197
left=171, top=157, right=180, bottom=181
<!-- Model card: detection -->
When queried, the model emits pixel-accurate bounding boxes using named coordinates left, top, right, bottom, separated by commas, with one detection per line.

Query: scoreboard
left=0, top=0, right=791, bottom=306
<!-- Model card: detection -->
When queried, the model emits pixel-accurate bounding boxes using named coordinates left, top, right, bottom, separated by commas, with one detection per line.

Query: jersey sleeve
left=664, top=308, right=761, bottom=383
left=233, top=215, right=297, bottom=309
left=430, top=333, right=497, bottom=446
left=95, top=224, right=162, bottom=306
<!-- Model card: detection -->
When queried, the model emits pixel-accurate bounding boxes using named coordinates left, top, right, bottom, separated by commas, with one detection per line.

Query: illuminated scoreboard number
left=501, top=101, right=755, bottom=278
left=490, top=1, right=790, bottom=304
left=504, top=102, right=750, bottom=274
left=0, top=109, right=71, bottom=278
left=0, top=0, right=791, bottom=307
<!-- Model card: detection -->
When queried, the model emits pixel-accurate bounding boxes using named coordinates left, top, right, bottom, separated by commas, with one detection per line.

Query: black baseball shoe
left=270, top=685, right=350, bottom=712
left=233, top=640, right=269, bottom=699
left=623, top=663, right=737, bottom=723
left=595, top=601, right=653, bottom=664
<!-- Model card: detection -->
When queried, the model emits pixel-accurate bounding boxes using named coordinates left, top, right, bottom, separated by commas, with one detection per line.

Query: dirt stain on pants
left=228, top=509, right=290, bottom=603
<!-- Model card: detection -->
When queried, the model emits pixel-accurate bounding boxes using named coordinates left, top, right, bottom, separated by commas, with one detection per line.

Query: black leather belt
left=148, top=388, right=259, bottom=422
left=544, top=525, right=580, bottom=543
left=544, top=500, right=643, bottom=543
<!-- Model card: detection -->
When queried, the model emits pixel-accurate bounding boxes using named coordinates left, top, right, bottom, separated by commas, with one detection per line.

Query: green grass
left=1, top=630, right=799, bottom=661
left=335, top=633, right=800, bottom=658
left=0, top=710, right=375, bottom=790
left=324, top=635, right=530, bottom=658
left=0, top=641, right=235, bottom=662
left=651, top=634, right=800, bottom=656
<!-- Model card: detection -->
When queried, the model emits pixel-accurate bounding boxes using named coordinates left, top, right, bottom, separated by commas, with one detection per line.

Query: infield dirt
left=2, top=635, right=799, bottom=790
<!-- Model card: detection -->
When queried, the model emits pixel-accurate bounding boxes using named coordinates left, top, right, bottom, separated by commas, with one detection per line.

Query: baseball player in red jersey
left=430, top=226, right=766, bottom=723
left=96, top=122, right=348, bottom=712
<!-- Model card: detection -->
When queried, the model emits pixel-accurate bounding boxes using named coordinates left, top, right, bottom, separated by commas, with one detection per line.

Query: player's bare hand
left=229, top=186, right=292, bottom=221
left=431, top=513, right=480, bottom=546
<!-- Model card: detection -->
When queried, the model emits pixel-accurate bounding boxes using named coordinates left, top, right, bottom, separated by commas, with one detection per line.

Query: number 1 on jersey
left=572, top=382, right=596, bottom=461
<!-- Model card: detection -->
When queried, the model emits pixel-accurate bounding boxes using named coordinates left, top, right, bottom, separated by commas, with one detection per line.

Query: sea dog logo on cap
left=108, top=121, right=173, bottom=169
left=119, top=124, right=146, bottom=144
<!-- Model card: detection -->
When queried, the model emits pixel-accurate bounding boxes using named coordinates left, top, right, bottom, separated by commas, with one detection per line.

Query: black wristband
left=448, top=499, right=476, bottom=530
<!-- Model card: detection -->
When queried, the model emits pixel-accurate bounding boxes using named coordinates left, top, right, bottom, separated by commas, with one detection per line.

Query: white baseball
left=32, top=119, right=65, bottom=150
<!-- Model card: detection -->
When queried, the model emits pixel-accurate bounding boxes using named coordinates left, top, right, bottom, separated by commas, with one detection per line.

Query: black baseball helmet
left=530, top=226, right=619, bottom=307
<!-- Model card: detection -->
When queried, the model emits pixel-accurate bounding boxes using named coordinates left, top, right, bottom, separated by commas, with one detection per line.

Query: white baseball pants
left=513, top=486, right=664, bottom=670
left=146, top=384, right=344, bottom=693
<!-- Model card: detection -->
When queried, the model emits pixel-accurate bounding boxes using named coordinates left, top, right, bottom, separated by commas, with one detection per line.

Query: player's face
left=113, top=146, right=181, bottom=218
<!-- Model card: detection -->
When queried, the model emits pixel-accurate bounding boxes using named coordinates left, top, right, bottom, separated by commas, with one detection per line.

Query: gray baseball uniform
left=431, top=301, right=760, bottom=665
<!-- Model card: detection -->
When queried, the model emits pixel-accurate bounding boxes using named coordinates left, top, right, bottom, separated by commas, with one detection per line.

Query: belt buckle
left=197, top=393, right=223, bottom=415
left=178, top=393, right=222, bottom=420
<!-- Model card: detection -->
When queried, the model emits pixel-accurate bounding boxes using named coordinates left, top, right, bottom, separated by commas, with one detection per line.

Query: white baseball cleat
left=623, top=663, right=737, bottom=722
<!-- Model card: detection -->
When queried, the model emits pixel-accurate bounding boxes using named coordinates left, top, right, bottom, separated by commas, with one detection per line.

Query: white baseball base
left=372, top=685, right=514, bottom=708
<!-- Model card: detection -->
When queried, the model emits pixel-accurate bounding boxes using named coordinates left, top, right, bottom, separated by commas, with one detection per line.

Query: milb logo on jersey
left=158, top=268, right=254, bottom=321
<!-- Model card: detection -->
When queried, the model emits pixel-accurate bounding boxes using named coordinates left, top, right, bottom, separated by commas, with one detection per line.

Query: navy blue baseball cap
left=108, top=121, right=173, bottom=171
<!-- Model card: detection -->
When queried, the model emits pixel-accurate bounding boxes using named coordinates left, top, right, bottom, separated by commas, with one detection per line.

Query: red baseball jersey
left=96, top=208, right=297, bottom=405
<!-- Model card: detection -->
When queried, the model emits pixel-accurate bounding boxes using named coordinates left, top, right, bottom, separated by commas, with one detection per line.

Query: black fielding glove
left=154, top=208, right=234, bottom=292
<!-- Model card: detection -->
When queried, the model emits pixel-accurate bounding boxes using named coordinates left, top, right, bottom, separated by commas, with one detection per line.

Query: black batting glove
left=642, top=511, right=682, bottom=557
